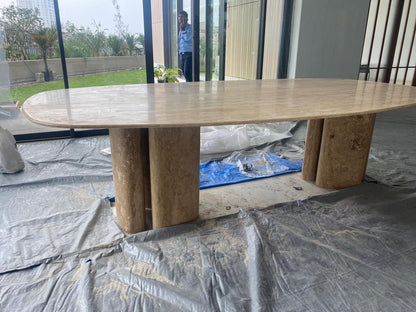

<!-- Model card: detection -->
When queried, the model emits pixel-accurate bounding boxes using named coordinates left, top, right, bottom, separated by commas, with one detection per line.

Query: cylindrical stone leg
left=149, top=127, right=200, bottom=229
left=316, top=114, right=376, bottom=189
left=302, top=119, right=324, bottom=181
left=109, top=128, right=150, bottom=233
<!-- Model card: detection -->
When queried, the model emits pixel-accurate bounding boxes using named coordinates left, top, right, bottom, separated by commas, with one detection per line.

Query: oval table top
left=22, top=79, right=416, bottom=129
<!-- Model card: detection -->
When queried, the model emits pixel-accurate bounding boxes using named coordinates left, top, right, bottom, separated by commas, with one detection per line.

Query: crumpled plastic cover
left=1, top=183, right=416, bottom=311
left=1, top=106, right=416, bottom=311
left=200, top=122, right=298, bottom=155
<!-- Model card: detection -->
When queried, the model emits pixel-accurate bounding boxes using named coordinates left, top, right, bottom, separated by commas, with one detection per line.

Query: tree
left=112, top=0, right=128, bottom=37
left=86, top=22, right=107, bottom=57
left=32, top=27, right=57, bottom=80
left=137, top=33, right=145, bottom=54
left=0, top=5, right=43, bottom=60
left=62, top=21, right=107, bottom=57
left=125, top=33, right=139, bottom=56
left=62, top=22, right=91, bottom=57
left=200, top=37, right=206, bottom=67
left=107, top=35, right=124, bottom=56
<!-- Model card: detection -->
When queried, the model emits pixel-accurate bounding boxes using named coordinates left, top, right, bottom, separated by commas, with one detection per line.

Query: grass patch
left=11, top=69, right=147, bottom=105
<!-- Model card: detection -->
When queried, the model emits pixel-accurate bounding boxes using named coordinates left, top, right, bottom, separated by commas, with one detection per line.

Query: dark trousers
left=180, top=52, right=193, bottom=82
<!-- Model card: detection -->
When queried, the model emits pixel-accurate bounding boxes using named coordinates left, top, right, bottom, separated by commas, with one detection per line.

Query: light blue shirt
left=179, top=24, right=192, bottom=53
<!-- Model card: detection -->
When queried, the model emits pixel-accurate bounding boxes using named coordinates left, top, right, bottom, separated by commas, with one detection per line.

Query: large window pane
left=58, top=0, right=145, bottom=132
left=58, top=0, right=146, bottom=88
left=1, top=0, right=65, bottom=135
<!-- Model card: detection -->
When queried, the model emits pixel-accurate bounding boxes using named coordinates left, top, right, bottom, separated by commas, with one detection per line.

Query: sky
left=58, top=0, right=144, bottom=35
left=1, top=0, right=145, bottom=35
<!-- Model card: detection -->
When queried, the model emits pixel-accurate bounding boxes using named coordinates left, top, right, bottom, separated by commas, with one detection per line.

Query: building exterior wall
left=362, top=0, right=416, bottom=84
left=151, top=0, right=165, bottom=65
left=291, top=0, right=370, bottom=79
left=16, top=0, right=55, bottom=27
left=262, top=0, right=283, bottom=79
left=149, top=1, right=370, bottom=81
left=225, top=0, right=260, bottom=80
left=224, top=0, right=284, bottom=80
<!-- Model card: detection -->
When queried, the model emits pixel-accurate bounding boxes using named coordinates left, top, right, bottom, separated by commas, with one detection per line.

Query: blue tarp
left=200, top=152, right=303, bottom=189
left=109, top=152, right=302, bottom=201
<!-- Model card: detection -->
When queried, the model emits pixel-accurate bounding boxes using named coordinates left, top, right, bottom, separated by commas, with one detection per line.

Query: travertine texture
left=149, top=127, right=200, bottom=229
left=316, top=114, right=376, bottom=189
left=21, top=79, right=416, bottom=233
left=302, top=119, right=324, bottom=181
left=109, top=128, right=150, bottom=233
left=23, top=79, right=416, bottom=129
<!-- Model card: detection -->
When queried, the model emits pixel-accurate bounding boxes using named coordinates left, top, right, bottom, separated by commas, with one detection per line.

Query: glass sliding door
left=57, top=0, right=146, bottom=132
left=1, top=0, right=66, bottom=137
left=58, top=0, right=146, bottom=88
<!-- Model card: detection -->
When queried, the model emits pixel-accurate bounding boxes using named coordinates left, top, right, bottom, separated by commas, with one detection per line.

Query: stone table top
left=23, top=79, right=416, bottom=129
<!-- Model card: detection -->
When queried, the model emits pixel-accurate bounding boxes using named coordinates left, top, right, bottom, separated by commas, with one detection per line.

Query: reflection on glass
left=0, top=0, right=65, bottom=135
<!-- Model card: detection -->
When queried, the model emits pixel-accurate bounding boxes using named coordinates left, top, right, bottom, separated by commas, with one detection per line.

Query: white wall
left=290, top=0, right=370, bottom=79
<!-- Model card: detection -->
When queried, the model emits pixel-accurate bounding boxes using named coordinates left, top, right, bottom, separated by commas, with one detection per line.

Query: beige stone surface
left=22, top=79, right=416, bottom=129
left=21, top=79, right=416, bottom=233
left=302, top=119, right=324, bottom=181
left=109, top=128, right=149, bottom=233
left=149, top=127, right=200, bottom=229
left=316, top=114, right=376, bottom=189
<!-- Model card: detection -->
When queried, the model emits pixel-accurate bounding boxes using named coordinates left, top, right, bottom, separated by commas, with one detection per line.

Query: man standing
left=178, top=10, right=192, bottom=82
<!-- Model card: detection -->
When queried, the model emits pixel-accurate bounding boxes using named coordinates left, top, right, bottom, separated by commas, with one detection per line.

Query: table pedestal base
left=149, top=127, right=200, bottom=229
left=302, top=119, right=324, bottom=181
left=109, top=128, right=150, bottom=234
left=111, top=114, right=375, bottom=233
left=303, top=114, right=376, bottom=189
left=110, top=127, right=200, bottom=233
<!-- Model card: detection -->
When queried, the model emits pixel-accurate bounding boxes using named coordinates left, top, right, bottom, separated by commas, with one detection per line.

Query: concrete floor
left=199, top=172, right=330, bottom=220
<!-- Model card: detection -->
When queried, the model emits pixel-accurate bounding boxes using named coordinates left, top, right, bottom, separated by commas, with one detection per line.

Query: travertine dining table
left=23, top=79, right=416, bottom=233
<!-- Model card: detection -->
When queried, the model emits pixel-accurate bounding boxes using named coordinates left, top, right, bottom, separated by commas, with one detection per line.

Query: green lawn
left=11, top=69, right=147, bottom=105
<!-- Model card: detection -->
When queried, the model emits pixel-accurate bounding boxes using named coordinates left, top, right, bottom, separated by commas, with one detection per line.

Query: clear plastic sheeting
left=0, top=137, right=121, bottom=272
left=367, top=107, right=416, bottom=188
left=1, top=137, right=113, bottom=187
left=1, top=184, right=416, bottom=311
left=1, top=106, right=416, bottom=311
left=200, top=122, right=298, bottom=155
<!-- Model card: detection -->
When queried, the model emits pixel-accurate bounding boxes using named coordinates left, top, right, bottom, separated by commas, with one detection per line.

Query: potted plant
left=154, top=64, right=181, bottom=83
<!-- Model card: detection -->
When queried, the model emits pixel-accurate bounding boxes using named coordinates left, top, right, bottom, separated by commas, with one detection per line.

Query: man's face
left=178, top=13, right=187, bottom=28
